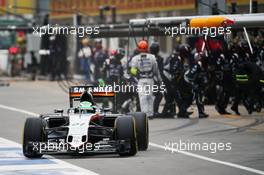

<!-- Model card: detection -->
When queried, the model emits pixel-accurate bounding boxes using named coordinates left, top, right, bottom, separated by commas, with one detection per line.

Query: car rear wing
left=69, top=86, right=115, bottom=108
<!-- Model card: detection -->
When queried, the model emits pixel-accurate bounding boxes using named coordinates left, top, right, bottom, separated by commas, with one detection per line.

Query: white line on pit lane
left=1, top=104, right=264, bottom=175
left=149, top=142, right=264, bottom=175
left=0, top=137, right=98, bottom=175
left=0, top=104, right=38, bottom=117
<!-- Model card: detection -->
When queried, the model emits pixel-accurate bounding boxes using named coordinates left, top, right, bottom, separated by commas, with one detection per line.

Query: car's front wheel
left=23, top=118, right=44, bottom=158
left=129, top=112, right=149, bottom=151
left=115, top=116, right=138, bottom=156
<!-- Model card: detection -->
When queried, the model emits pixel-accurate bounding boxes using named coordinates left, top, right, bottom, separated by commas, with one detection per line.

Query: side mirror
left=67, top=108, right=76, bottom=114
left=54, top=109, right=63, bottom=113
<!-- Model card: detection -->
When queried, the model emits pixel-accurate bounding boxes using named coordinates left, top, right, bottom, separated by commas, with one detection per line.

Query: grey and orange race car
left=23, top=86, right=148, bottom=158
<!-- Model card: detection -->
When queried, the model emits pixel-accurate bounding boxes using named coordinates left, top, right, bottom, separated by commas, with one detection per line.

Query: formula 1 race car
left=23, top=85, right=149, bottom=158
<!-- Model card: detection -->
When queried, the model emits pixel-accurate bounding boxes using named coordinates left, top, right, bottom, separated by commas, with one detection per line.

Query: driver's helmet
left=80, top=90, right=94, bottom=105
left=79, top=101, right=94, bottom=110
left=97, top=78, right=105, bottom=87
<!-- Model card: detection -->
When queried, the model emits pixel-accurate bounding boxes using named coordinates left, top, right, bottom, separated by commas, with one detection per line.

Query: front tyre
left=129, top=112, right=149, bottom=151
left=23, top=118, right=44, bottom=158
left=115, top=116, right=138, bottom=156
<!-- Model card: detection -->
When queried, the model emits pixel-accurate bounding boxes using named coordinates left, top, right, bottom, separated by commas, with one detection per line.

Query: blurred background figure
left=8, top=45, right=21, bottom=77
left=78, top=38, right=93, bottom=82
left=93, top=39, right=108, bottom=81
left=48, top=35, right=57, bottom=81
left=30, top=51, right=38, bottom=81
left=149, top=42, right=165, bottom=118
left=102, top=48, right=125, bottom=84
left=16, top=32, right=27, bottom=71
left=48, top=33, right=67, bottom=81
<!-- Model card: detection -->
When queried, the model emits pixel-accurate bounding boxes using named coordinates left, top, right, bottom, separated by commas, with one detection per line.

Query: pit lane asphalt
left=0, top=81, right=264, bottom=175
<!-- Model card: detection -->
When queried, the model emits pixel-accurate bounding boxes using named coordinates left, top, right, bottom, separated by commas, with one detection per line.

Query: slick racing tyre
left=115, top=116, right=138, bottom=156
left=129, top=112, right=149, bottom=151
left=23, top=118, right=45, bottom=158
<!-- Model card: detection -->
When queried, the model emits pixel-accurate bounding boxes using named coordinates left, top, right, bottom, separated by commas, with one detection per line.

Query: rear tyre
left=115, top=116, right=137, bottom=156
left=129, top=112, right=149, bottom=151
left=23, top=118, right=44, bottom=158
